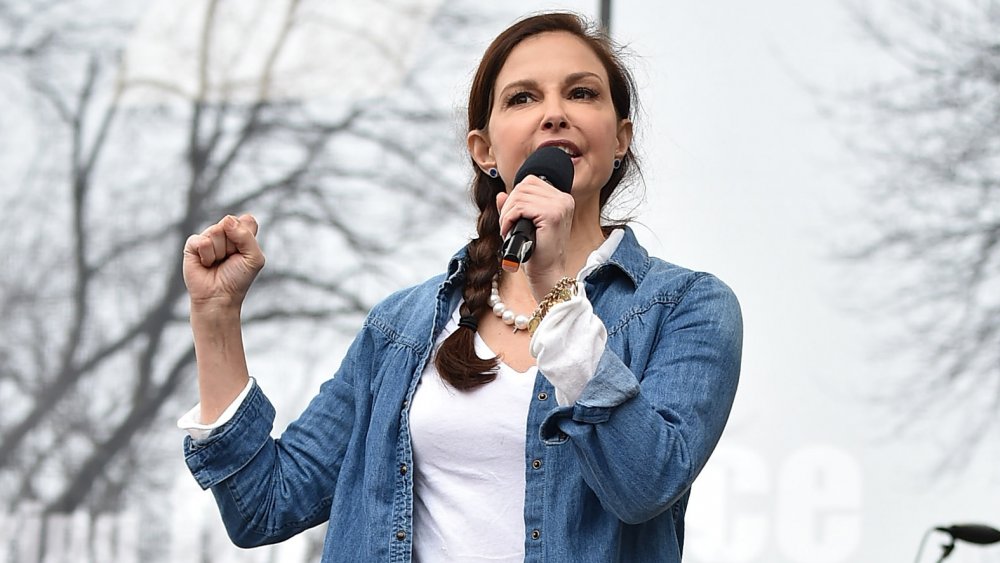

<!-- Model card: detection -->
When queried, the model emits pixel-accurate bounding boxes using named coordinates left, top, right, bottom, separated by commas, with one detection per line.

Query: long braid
left=434, top=175, right=504, bottom=390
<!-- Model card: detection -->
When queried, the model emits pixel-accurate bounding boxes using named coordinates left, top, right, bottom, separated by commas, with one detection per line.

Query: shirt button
left=531, top=459, right=542, bottom=470
left=400, top=464, right=408, bottom=475
left=395, top=530, right=406, bottom=541
left=531, top=529, right=541, bottom=540
left=537, top=391, right=548, bottom=401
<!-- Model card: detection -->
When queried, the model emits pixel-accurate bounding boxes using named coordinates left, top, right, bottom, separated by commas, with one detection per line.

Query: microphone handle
left=500, top=174, right=553, bottom=272
left=501, top=218, right=535, bottom=272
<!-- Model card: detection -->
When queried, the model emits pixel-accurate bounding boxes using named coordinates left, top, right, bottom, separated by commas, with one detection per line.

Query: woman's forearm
left=190, top=305, right=251, bottom=424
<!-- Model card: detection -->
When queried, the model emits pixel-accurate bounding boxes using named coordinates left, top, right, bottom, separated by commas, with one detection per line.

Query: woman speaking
left=179, top=12, right=742, bottom=562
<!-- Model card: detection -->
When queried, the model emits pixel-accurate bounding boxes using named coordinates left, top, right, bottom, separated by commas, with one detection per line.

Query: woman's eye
left=571, top=87, right=598, bottom=100
left=506, top=91, right=533, bottom=106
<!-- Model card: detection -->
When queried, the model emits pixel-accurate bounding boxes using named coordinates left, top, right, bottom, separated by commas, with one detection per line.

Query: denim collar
left=590, top=226, right=649, bottom=287
left=446, top=225, right=649, bottom=289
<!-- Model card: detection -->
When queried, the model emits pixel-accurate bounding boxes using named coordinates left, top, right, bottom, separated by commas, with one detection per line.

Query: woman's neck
left=563, top=194, right=608, bottom=275
left=564, top=218, right=607, bottom=277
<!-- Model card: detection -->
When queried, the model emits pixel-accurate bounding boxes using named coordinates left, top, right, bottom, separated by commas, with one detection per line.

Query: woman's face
left=469, top=31, right=632, bottom=210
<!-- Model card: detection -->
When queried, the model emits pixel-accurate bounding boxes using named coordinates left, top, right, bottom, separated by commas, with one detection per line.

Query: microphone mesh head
left=513, top=146, right=575, bottom=193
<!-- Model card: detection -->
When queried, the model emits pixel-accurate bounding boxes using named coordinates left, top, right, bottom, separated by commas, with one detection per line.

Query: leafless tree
left=832, top=0, right=1000, bottom=471
left=0, top=0, right=474, bottom=532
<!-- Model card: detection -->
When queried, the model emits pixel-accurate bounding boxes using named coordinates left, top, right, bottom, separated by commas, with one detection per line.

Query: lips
left=537, top=140, right=582, bottom=158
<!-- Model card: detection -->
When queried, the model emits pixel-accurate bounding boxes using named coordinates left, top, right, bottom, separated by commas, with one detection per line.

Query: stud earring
left=488, top=167, right=499, bottom=178
left=613, top=158, right=621, bottom=170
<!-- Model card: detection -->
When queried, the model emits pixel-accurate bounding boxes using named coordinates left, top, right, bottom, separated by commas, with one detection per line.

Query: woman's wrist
left=190, top=298, right=243, bottom=322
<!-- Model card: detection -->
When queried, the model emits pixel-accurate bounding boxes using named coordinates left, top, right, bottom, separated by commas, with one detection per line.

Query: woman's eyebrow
left=497, top=78, right=539, bottom=97
left=563, top=71, right=603, bottom=85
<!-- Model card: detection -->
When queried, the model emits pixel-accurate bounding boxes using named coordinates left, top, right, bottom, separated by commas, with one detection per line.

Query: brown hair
left=434, top=12, right=641, bottom=390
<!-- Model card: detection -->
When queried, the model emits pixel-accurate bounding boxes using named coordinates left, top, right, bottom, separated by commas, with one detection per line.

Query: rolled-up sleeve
left=183, top=382, right=277, bottom=489
left=529, top=285, right=608, bottom=406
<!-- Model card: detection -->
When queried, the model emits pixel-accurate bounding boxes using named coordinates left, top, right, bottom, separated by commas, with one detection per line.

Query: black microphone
left=500, top=146, right=574, bottom=272
left=935, top=524, right=1000, bottom=545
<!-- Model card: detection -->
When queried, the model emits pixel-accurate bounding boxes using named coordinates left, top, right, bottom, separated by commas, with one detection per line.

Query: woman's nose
left=542, top=116, right=569, bottom=130
left=541, top=99, right=569, bottom=131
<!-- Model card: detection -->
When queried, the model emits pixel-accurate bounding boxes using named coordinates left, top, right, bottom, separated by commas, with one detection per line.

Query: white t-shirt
left=408, top=308, right=536, bottom=563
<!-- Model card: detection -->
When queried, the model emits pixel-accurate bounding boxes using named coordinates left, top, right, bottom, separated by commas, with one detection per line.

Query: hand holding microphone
left=497, top=145, right=575, bottom=273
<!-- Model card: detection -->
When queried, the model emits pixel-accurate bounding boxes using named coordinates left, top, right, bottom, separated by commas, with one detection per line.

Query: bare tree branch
left=834, top=0, right=1000, bottom=472
left=0, top=0, right=473, bottom=524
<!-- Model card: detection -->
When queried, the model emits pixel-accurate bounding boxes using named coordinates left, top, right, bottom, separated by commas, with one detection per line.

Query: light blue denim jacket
left=183, top=227, right=742, bottom=562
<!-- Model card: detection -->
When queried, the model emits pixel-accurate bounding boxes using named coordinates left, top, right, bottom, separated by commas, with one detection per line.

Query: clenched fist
left=183, top=214, right=265, bottom=311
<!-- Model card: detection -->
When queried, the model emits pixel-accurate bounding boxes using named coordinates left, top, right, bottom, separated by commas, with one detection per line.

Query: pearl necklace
left=489, top=274, right=531, bottom=332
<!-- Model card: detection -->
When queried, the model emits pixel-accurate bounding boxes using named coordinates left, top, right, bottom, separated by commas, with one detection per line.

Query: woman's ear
left=467, top=129, right=495, bottom=173
left=615, top=118, right=634, bottom=157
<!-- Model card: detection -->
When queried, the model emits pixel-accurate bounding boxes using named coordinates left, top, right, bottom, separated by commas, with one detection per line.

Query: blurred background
left=1, top=0, right=997, bottom=561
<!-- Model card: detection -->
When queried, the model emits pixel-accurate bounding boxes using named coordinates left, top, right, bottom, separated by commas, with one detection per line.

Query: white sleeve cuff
left=529, top=283, right=607, bottom=406
left=176, top=378, right=255, bottom=441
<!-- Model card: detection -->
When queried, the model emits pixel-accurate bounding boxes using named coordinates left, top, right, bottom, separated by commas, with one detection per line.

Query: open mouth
left=553, top=145, right=580, bottom=158
left=538, top=141, right=581, bottom=158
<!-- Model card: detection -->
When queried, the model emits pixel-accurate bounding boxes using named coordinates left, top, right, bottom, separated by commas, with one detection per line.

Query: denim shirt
left=183, top=227, right=743, bottom=562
